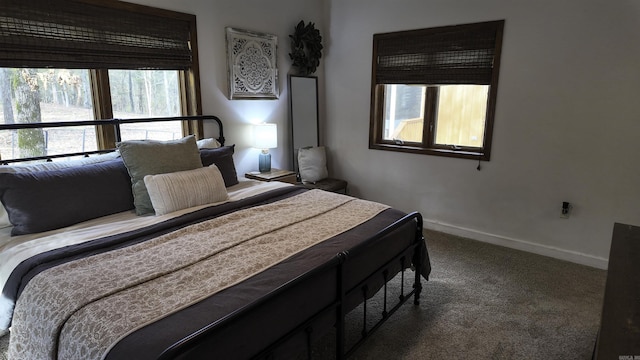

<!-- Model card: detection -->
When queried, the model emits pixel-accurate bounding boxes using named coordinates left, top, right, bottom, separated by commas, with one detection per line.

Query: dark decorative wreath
left=288, top=20, right=323, bottom=76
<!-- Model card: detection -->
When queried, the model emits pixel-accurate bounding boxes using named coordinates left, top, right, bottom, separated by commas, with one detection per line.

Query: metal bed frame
left=159, top=211, right=424, bottom=360
left=0, top=115, right=424, bottom=359
left=0, top=115, right=224, bottom=165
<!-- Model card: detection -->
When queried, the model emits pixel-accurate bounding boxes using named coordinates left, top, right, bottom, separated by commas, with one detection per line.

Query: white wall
left=127, top=0, right=324, bottom=174
left=127, top=0, right=638, bottom=268
left=323, top=0, right=640, bottom=268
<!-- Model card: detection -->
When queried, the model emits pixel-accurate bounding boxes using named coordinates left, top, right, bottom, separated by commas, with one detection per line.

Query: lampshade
left=253, top=123, right=278, bottom=149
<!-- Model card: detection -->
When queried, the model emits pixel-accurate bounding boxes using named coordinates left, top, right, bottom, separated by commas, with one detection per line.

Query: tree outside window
left=0, top=68, right=183, bottom=161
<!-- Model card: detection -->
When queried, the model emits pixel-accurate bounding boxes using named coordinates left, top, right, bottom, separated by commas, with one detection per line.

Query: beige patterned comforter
left=9, top=190, right=388, bottom=360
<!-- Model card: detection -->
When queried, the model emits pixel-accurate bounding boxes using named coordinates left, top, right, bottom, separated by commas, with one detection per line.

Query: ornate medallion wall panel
left=226, top=27, right=279, bottom=100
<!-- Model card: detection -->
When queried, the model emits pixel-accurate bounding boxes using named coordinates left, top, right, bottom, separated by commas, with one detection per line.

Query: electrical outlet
left=560, top=201, right=572, bottom=219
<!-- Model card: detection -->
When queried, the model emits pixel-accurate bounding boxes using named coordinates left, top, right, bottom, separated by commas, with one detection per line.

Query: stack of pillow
left=0, top=135, right=237, bottom=236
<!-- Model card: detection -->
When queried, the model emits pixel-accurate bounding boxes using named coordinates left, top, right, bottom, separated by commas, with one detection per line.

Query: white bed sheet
left=0, top=178, right=292, bottom=331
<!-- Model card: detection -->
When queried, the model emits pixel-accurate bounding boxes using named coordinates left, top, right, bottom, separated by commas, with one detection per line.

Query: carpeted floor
left=0, top=333, right=5, bottom=360
left=306, top=229, right=607, bottom=359
left=346, top=230, right=607, bottom=359
left=0, top=230, right=606, bottom=359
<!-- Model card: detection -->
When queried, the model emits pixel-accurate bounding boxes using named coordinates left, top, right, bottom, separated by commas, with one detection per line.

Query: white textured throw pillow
left=196, top=138, right=221, bottom=149
left=298, top=146, right=328, bottom=183
left=144, top=165, right=229, bottom=215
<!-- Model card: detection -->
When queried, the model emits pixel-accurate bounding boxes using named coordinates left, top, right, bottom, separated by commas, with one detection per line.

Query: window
left=0, top=68, right=97, bottom=159
left=369, top=20, right=504, bottom=160
left=0, top=0, right=202, bottom=161
left=108, top=70, right=183, bottom=142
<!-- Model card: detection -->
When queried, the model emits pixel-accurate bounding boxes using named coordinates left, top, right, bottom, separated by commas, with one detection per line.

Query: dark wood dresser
left=594, top=223, right=640, bottom=359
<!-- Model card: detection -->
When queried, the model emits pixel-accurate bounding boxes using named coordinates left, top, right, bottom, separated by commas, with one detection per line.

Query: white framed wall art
left=225, top=27, right=278, bottom=99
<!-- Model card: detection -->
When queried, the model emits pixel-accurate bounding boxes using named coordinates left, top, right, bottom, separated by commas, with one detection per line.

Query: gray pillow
left=298, top=146, right=328, bottom=183
left=0, top=159, right=134, bottom=235
left=118, top=136, right=203, bottom=215
left=0, top=152, right=120, bottom=229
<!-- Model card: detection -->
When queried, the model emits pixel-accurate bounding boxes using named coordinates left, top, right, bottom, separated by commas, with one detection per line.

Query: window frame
left=369, top=20, right=504, bottom=161
left=90, top=67, right=202, bottom=149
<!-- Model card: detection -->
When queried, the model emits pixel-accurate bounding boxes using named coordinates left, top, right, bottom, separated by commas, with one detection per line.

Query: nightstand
left=245, top=169, right=297, bottom=184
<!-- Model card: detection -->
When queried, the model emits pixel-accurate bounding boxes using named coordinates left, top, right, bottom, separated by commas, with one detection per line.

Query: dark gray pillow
left=118, top=136, right=203, bottom=215
left=0, top=159, right=134, bottom=236
left=199, top=145, right=238, bottom=187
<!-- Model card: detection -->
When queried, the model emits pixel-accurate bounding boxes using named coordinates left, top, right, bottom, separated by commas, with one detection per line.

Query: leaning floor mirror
left=288, top=75, right=319, bottom=174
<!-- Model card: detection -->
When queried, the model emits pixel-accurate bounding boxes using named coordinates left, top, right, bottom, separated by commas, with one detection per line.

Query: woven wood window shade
left=0, top=0, right=194, bottom=69
left=374, top=20, right=504, bottom=85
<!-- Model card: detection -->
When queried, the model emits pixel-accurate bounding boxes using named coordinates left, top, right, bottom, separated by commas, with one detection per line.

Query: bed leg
left=336, top=252, right=347, bottom=360
left=305, top=327, right=313, bottom=360
left=361, top=285, right=368, bottom=338
left=382, top=269, right=389, bottom=319
left=399, top=257, right=406, bottom=302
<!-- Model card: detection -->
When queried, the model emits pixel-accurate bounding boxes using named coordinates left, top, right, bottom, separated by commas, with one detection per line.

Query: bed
left=0, top=116, right=430, bottom=359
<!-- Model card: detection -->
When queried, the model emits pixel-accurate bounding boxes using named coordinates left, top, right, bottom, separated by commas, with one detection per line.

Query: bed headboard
left=0, top=115, right=224, bottom=165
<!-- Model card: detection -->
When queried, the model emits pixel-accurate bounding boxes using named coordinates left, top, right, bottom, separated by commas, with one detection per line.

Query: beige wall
left=323, top=0, right=640, bottom=268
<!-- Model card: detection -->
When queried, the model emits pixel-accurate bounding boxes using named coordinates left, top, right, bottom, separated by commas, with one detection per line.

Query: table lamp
left=253, top=123, right=277, bottom=172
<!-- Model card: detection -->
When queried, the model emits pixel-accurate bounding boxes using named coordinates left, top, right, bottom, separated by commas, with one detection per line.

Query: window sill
left=369, top=143, right=488, bottom=161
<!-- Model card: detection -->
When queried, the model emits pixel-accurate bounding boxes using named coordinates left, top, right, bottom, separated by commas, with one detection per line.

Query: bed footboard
left=158, top=211, right=426, bottom=360
left=336, top=211, right=424, bottom=359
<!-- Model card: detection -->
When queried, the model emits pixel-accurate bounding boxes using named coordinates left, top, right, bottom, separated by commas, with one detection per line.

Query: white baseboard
left=423, top=219, right=608, bottom=270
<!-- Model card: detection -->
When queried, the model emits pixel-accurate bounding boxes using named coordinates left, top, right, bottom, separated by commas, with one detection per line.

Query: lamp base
left=258, top=152, right=271, bottom=172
